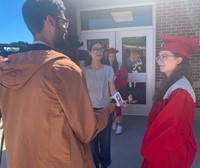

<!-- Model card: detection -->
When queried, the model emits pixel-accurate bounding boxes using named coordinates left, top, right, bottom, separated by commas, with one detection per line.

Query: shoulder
left=103, top=65, right=114, bottom=73
left=81, top=66, right=90, bottom=73
left=46, top=51, right=83, bottom=76
left=82, top=66, right=89, bottom=70
left=103, top=64, right=112, bottom=70
left=105, top=65, right=115, bottom=77
left=163, top=76, right=196, bottom=102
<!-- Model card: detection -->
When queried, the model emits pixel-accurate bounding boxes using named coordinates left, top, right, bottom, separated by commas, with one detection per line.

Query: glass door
left=80, top=32, right=115, bottom=52
left=80, top=29, right=155, bottom=116
left=116, top=29, right=155, bottom=115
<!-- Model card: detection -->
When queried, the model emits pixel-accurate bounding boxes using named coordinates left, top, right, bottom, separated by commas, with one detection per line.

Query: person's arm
left=52, top=58, right=113, bottom=143
left=108, top=66, right=116, bottom=96
left=109, top=80, right=116, bottom=96
left=109, top=66, right=129, bottom=107
left=0, top=110, right=2, bottom=129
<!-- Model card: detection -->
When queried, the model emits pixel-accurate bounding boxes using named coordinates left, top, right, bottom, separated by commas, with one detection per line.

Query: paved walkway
left=0, top=116, right=200, bottom=168
left=110, top=116, right=200, bottom=168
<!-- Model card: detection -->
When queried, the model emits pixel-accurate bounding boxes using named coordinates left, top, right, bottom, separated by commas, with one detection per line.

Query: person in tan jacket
left=0, top=0, right=114, bottom=168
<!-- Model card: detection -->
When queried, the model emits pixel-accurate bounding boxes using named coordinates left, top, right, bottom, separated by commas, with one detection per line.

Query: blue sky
left=0, top=1, right=32, bottom=44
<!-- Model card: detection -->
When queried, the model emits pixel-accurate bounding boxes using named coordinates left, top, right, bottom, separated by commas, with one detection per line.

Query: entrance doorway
left=80, top=28, right=155, bottom=115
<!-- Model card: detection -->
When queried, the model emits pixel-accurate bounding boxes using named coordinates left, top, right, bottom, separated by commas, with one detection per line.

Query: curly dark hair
left=153, top=53, right=192, bottom=101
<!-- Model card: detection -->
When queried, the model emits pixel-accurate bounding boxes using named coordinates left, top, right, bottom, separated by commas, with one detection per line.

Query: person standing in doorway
left=105, top=47, right=128, bottom=135
left=141, top=35, right=198, bottom=168
left=0, top=0, right=115, bottom=168
left=82, top=41, right=116, bottom=168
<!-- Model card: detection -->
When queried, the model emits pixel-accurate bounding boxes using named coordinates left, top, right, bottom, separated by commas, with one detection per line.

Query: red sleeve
left=141, top=89, right=197, bottom=166
left=115, top=66, right=128, bottom=90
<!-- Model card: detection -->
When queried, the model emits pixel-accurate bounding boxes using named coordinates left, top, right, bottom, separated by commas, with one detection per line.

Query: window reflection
left=122, top=36, right=146, bottom=104
left=122, top=36, right=146, bottom=73
left=128, top=82, right=146, bottom=104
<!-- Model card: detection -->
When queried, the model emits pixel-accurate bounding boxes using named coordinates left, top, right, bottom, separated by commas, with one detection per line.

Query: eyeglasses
left=156, top=54, right=175, bottom=62
left=92, top=47, right=104, bottom=53
left=57, top=16, right=69, bottom=29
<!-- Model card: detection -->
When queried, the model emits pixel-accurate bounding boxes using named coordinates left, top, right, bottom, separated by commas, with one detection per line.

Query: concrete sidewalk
left=0, top=116, right=200, bottom=168
left=110, top=116, right=200, bottom=168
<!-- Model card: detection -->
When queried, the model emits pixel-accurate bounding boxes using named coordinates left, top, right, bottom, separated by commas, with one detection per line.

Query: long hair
left=104, top=53, right=119, bottom=72
left=153, top=53, right=192, bottom=101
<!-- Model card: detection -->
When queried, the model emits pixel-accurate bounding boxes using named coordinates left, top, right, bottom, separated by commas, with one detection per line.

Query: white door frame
left=80, top=32, right=115, bottom=51
left=115, top=28, right=155, bottom=115
left=80, top=27, right=155, bottom=116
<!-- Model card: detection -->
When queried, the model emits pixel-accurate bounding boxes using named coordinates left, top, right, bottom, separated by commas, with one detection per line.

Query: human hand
left=104, top=100, right=115, bottom=114
left=122, top=100, right=129, bottom=108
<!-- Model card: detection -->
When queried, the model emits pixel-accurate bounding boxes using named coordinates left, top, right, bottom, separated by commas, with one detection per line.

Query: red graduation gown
left=114, top=65, right=128, bottom=91
left=114, top=65, right=128, bottom=117
left=141, top=78, right=197, bottom=168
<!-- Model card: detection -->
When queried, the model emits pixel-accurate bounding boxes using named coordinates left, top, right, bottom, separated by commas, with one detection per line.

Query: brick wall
left=156, top=0, right=200, bottom=106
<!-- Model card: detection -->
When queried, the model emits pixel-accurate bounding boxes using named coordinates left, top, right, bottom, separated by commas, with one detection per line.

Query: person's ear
left=176, top=57, right=183, bottom=64
left=88, top=51, right=92, bottom=56
left=45, top=15, right=56, bottom=28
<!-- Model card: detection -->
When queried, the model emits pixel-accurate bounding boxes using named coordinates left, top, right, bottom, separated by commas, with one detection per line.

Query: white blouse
left=82, top=65, right=115, bottom=108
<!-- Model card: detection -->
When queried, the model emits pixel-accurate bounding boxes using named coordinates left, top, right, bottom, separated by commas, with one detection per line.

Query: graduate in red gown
left=105, top=47, right=128, bottom=134
left=141, top=35, right=199, bottom=168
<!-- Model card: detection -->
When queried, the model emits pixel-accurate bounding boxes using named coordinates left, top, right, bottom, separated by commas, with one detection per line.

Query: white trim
left=117, top=29, right=155, bottom=116
left=80, top=26, right=154, bottom=34
left=75, top=2, right=155, bottom=12
left=80, top=32, right=116, bottom=51
left=163, top=76, right=196, bottom=102
left=77, top=2, right=156, bottom=116
left=76, top=2, right=156, bottom=38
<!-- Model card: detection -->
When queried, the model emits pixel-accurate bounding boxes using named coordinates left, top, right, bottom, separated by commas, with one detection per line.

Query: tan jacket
left=0, top=48, right=109, bottom=168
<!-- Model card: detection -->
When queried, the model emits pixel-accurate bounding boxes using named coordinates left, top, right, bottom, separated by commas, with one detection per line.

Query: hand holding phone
left=110, top=91, right=124, bottom=107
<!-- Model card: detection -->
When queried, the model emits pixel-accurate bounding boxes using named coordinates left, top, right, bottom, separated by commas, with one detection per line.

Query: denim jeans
left=90, top=109, right=112, bottom=168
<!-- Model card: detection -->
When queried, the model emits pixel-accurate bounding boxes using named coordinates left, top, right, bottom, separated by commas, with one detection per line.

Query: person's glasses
left=156, top=54, right=175, bottom=62
left=57, top=16, right=69, bottom=29
left=92, top=47, right=104, bottom=53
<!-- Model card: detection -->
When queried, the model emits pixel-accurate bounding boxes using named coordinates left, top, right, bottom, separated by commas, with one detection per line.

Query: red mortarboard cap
left=160, top=35, right=198, bottom=59
left=107, top=47, right=119, bottom=54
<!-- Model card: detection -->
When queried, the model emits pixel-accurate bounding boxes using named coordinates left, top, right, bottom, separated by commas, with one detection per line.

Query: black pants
left=90, top=108, right=112, bottom=168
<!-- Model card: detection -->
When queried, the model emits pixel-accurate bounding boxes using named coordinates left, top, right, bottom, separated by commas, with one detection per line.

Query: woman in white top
left=82, top=41, right=116, bottom=168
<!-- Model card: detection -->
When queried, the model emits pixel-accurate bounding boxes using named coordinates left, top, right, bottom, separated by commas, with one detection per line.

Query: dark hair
left=87, top=41, right=100, bottom=52
left=85, top=41, right=104, bottom=66
left=104, top=53, right=119, bottom=72
left=78, top=50, right=90, bottom=61
left=153, top=53, right=192, bottom=101
left=22, top=0, right=66, bottom=35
